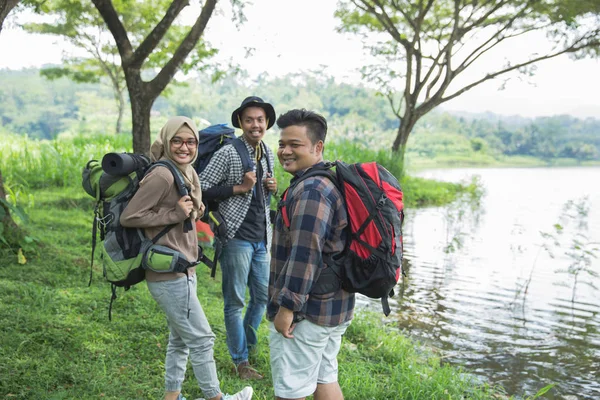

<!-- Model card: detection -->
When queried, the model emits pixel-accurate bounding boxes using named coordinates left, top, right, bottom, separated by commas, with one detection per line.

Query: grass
left=0, top=133, right=510, bottom=399
left=0, top=132, right=133, bottom=189
left=1, top=133, right=472, bottom=210
left=0, top=186, right=514, bottom=400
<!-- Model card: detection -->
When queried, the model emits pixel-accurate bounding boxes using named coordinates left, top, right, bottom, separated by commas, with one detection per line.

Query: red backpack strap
left=280, top=187, right=291, bottom=228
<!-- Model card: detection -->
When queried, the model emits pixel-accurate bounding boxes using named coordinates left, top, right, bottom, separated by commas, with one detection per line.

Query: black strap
left=231, top=138, right=254, bottom=173
left=151, top=223, right=176, bottom=244
left=108, top=284, right=117, bottom=321
left=89, top=202, right=100, bottom=287
left=381, top=296, right=391, bottom=316
left=231, top=138, right=273, bottom=176
left=282, top=163, right=338, bottom=228
left=210, top=237, right=224, bottom=278
left=150, top=160, right=193, bottom=232
left=260, top=141, right=272, bottom=175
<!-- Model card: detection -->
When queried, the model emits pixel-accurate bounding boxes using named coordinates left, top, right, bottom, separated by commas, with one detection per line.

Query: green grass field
left=0, top=133, right=551, bottom=399
left=0, top=186, right=511, bottom=400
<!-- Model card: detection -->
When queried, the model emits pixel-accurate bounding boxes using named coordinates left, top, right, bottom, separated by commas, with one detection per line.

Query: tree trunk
left=0, top=0, right=20, bottom=33
left=128, top=75, right=153, bottom=154
left=92, top=0, right=218, bottom=153
left=1, top=0, right=21, bottom=230
left=116, top=88, right=125, bottom=134
left=392, top=113, right=418, bottom=166
left=130, top=98, right=152, bottom=154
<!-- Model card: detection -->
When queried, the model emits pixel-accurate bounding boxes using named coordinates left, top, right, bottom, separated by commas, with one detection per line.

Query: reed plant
left=0, top=132, right=132, bottom=189
left=2, top=132, right=474, bottom=210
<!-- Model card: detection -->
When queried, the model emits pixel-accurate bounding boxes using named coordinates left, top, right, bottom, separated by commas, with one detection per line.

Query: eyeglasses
left=170, top=138, right=198, bottom=147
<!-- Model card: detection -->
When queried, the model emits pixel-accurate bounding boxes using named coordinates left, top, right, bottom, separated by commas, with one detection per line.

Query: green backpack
left=82, top=153, right=211, bottom=319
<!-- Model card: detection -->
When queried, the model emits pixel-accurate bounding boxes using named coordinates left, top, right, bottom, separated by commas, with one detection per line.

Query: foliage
left=23, top=0, right=225, bottom=135
left=515, top=197, right=600, bottom=306
left=1, top=68, right=599, bottom=166
left=1, top=130, right=476, bottom=210
left=0, top=69, right=84, bottom=139
left=88, top=0, right=227, bottom=153
left=553, top=197, right=600, bottom=302
left=0, top=131, right=133, bottom=188
left=335, top=0, right=600, bottom=160
left=0, top=177, right=39, bottom=261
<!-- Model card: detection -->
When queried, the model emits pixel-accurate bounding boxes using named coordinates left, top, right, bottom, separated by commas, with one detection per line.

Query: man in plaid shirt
left=200, top=96, right=278, bottom=380
left=268, top=109, right=355, bottom=400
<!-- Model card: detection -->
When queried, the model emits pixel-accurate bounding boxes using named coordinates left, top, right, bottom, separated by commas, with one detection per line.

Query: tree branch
left=455, top=1, right=535, bottom=74
left=149, top=0, right=217, bottom=98
left=0, top=0, right=20, bottom=33
left=386, top=91, right=403, bottom=119
left=357, top=0, right=412, bottom=49
left=442, top=35, right=600, bottom=104
left=460, top=24, right=549, bottom=74
left=91, top=0, right=134, bottom=63
left=132, top=0, right=189, bottom=68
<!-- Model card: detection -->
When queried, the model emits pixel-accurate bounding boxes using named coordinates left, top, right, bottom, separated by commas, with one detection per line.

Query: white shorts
left=269, top=319, right=351, bottom=399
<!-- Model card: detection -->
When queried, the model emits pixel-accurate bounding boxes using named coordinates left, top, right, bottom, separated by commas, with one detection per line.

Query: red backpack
left=280, top=161, right=404, bottom=316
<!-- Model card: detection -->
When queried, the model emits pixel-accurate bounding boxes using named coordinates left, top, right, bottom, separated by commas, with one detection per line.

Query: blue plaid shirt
left=267, top=164, right=355, bottom=327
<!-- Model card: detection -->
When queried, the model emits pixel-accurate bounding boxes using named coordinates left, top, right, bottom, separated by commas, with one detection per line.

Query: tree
left=0, top=0, right=27, bottom=247
left=0, top=0, right=20, bottom=227
left=25, top=0, right=221, bottom=137
left=24, top=0, right=128, bottom=134
left=91, top=0, right=222, bottom=153
left=336, top=0, right=600, bottom=162
left=0, top=0, right=19, bottom=26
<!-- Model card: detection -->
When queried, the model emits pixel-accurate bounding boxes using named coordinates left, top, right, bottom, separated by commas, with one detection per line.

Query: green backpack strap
left=82, top=159, right=104, bottom=286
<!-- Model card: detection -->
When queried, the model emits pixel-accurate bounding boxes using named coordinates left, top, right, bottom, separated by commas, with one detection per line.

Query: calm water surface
left=360, top=167, right=600, bottom=399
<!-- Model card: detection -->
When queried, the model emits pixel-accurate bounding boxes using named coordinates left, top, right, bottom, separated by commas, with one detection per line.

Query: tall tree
left=0, top=0, right=24, bottom=239
left=336, top=0, right=600, bottom=161
left=0, top=0, right=19, bottom=26
left=91, top=0, right=221, bottom=153
left=24, top=0, right=128, bottom=134
left=25, top=0, right=221, bottom=136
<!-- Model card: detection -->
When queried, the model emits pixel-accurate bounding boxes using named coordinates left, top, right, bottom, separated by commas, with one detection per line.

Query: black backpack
left=280, top=161, right=404, bottom=316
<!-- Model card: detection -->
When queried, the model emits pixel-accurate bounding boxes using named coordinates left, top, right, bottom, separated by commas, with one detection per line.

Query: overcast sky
left=1, top=0, right=599, bottom=119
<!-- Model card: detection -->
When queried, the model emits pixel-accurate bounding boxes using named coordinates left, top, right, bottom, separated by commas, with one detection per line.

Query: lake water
left=359, top=167, right=600, bottom=399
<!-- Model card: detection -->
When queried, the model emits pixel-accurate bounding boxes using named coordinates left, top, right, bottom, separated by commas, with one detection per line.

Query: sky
left=1, top=0, right=599, bottom=119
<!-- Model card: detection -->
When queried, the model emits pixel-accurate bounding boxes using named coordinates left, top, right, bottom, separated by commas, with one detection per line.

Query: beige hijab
left=150, top=116, right=202, bottom=220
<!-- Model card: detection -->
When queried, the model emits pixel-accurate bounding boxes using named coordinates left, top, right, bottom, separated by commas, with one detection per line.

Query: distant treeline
left=1, top=67, right=598, bottom=161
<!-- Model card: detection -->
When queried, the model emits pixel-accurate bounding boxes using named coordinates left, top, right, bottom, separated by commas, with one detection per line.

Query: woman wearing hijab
left=121, top=116, right=253, bottom=400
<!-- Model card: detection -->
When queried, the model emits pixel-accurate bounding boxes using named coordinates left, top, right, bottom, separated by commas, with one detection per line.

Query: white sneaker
left=223, top=386, right=253, bottom=400
left=193, top=386, right=253, bottom=400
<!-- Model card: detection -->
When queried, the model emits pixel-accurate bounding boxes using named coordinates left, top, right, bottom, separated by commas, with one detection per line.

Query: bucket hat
left=231, top=96, right=276, bottom=130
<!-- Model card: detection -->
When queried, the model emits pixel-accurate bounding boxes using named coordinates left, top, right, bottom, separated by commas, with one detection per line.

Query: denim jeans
left=219, top=238, right=269, bottom=365
left=147, top=274, right=221, bottom=399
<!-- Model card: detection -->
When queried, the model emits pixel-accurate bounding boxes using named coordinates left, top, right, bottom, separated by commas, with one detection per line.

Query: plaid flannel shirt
left=267, top=168, right=355, bottom=327
left=199, top=136, right=274, bottom=249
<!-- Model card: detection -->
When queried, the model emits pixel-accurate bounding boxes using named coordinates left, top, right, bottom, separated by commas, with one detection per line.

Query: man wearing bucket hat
left=200, top=96, right=278, bottom=380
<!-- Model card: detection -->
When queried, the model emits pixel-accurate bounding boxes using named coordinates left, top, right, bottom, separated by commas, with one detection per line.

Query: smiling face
left=169, top=128, right=197, bottom=166
left=240, top=106, right=268, bottom=146
left=278, top=124, right=323, bottom=174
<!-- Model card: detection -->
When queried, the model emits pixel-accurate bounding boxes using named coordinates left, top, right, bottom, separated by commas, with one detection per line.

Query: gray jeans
left=147, top=274, right=221, bottom=399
